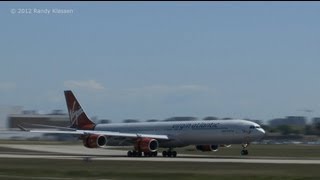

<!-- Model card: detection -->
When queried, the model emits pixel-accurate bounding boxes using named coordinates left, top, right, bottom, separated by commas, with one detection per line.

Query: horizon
left=3, top=105, right=317, bottom=125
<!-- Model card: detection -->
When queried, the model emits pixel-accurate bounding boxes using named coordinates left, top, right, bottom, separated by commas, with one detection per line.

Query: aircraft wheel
left=132, top=150, right=137, bottom=157
left=127, top=151, right=133, bottom=157
left=144, top=152, right=151, bottom=157
left=162, top=151, right=167, bottom=157
left=172, top=151, right=177, bottom=157
left=241, top=150, right=248, bottom=155
left=152, top=151, right=158, bottom=157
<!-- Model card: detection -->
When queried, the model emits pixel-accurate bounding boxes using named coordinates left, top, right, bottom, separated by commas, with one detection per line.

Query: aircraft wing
left=23, top=129, right=169, bottom=140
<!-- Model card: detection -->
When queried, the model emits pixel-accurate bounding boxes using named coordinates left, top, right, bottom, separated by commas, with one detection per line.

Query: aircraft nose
left=258, top=128, right=266, bottom=139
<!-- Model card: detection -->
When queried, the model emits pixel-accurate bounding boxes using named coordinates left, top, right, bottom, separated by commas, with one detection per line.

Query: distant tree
left=203, top=116, right=219, bottom=120
left=49, top=109, right=66, bottom=115
left=277, top=125, right=292, bottom=135
left=99, top=119, right=112, bottom=124
left=123, top=119, right=140, bottom=123
left=268, top=127, right=279, bottom=133
left=276, top=125, right=304, bottom=135
left=261, top=124, right=270, bottom=132
left=146, top=119, right=159, bottom=122
left=163, top=117, right=197, bottom=122
left=222, top=118, right=233, bottom=120
left=91, top=116, right=99, bottom=123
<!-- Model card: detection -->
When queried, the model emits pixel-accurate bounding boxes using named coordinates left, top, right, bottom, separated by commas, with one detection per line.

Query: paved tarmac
left=1, top=144, right=320, bottom=164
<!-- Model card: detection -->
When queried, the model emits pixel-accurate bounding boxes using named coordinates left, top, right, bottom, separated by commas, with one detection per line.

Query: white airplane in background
left=19, top=90, right=265, bottom=157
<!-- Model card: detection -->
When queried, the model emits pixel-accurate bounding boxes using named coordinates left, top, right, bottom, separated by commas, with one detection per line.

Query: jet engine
left=83, top=134, right=107, bottom=148
left=196, top=145, right=219, bottom=152
left=134, top=138, right=159, bottom=152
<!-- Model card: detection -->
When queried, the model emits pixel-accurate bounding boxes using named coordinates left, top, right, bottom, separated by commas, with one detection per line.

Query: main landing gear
left=162, top=149, right=177, bottom=157
left=241, top=143, right=249, bottom=155
left=127, top=150, right=158, bottom=157
left=126, top=148, right=178, bottom=158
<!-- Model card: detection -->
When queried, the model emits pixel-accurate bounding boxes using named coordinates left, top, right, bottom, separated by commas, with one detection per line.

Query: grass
left=0, top=158, right=319, bottom=180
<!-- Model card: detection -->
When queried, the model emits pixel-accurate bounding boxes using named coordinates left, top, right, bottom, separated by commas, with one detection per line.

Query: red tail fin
left=64, top=90, right=95, bottom=130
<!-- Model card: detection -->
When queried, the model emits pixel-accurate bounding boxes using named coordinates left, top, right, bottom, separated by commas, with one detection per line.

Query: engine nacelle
left=83, top=135, right=107, bottom=148
left=196, top=145, right=219, bottom=152
left=134, top=138, right=159, bottom=152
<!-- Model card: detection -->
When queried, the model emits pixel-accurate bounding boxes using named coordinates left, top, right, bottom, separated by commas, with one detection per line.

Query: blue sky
left=0, top=2, right=320, bottom=122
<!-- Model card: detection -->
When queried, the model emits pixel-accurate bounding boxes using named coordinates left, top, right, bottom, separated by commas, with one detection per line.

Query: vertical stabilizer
left=64, top=90, right=95, bottom=130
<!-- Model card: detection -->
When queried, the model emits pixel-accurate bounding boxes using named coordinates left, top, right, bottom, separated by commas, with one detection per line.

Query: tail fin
left=64, top=90, right=95, bottom=130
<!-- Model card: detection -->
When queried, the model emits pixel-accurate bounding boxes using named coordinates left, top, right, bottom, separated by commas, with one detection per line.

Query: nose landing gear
left=241, top=143, right=249, bottom=155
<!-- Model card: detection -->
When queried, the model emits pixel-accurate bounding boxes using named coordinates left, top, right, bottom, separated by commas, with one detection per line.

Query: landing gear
left=241, top=143, right=249, bottom=156
left=241, top=149, right=248, bottom=155
left=127, top=150, right=157, bottom=157
left=127, top=150, right=142, bottom=157
left=127, top=150, right=132, bottom=157
left=162, top=149, right=177, bottom=157
left=144, top=151, right=158, bottom=157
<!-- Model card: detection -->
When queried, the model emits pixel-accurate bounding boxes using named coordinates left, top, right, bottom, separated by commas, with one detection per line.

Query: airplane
left=19, top=90, right=265, bottom=157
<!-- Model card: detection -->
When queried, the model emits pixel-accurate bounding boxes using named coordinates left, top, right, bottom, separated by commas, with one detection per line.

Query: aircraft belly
left=177, top=130, right=243, bottom=145
left=94, top=125, right=247, bottom=147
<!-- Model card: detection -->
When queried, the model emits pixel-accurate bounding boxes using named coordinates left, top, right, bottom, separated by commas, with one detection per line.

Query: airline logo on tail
left=64, top=90, right=95, bottom=130
left=70, top=101, right=84, bottom=127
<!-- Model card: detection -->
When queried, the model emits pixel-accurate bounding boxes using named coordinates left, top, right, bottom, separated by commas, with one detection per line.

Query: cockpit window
left=250, top=125, right=261, bottom=129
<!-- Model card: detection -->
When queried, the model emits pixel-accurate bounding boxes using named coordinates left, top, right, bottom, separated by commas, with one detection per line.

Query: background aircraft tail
left=64, top=90, right=96, bottom=130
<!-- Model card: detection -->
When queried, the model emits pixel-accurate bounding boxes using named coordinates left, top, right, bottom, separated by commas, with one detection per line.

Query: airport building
left=0, top=106, right=23, bottom=129
left=313, top=117, right=320, bottom=124
left=8, top=110, right=70, bottom=129
left=2, top=110, right=78, bottom=141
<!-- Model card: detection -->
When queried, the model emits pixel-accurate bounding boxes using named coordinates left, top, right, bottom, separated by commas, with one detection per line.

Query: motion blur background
left=0, top=2, right=320, bottom=143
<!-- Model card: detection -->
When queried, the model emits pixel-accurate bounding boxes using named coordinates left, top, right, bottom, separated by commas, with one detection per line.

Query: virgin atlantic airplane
left=19, top=90, right=265, bottom=157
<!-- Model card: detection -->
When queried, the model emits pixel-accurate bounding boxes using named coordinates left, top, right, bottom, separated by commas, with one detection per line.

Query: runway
left=1, top=144, right=320, bottom=164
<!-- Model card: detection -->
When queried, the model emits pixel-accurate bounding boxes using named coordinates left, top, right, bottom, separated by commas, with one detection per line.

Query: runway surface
left=1, top=144, right=320, bottom=164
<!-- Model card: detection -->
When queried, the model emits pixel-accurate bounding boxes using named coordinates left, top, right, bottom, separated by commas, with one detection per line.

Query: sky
left=0, top=2, right=320, bottom=123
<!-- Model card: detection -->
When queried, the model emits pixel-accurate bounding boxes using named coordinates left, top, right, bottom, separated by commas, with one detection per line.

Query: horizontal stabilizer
left=17, top=124, right=29, bottom=131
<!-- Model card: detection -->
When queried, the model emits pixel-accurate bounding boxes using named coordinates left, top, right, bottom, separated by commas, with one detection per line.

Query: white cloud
left=64, top=80, right=105, bottom=91
left=0, top=82, right=16, bottom=91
